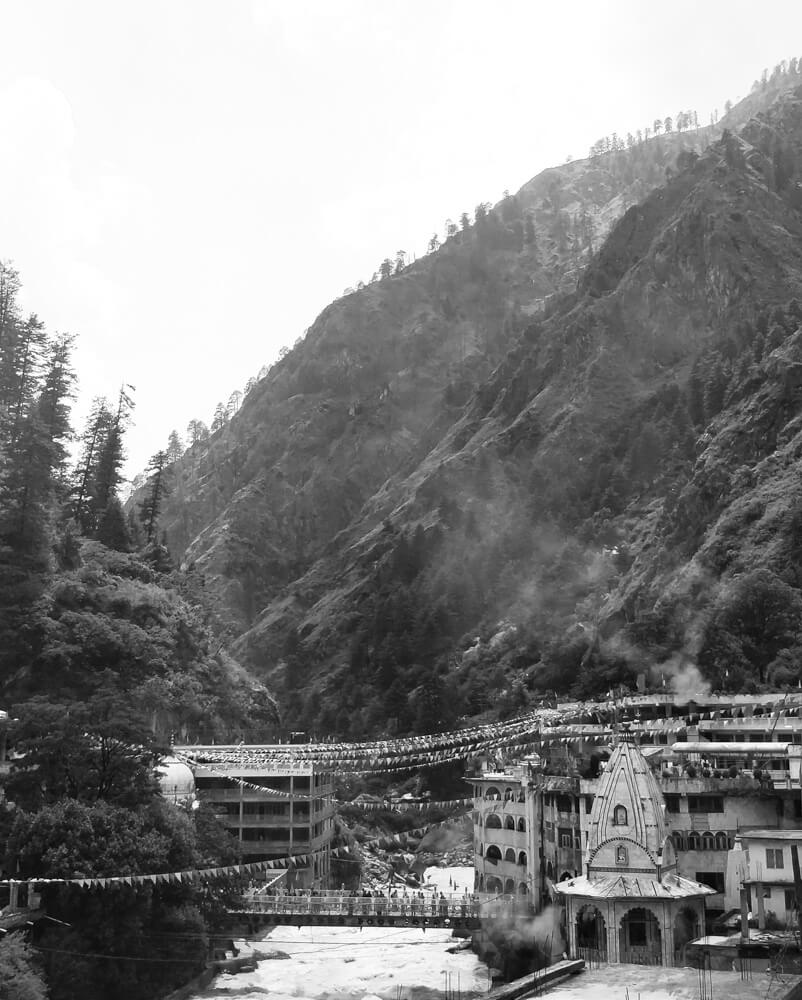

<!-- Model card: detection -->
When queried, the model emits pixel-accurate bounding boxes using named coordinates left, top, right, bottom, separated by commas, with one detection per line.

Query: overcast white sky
left=2, top=0, right=801, bottom=476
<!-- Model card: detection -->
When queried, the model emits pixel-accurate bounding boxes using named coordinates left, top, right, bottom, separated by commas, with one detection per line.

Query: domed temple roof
left=585, top=736, right=667, bottom=874
left=157, top=756, right=195, bottom=802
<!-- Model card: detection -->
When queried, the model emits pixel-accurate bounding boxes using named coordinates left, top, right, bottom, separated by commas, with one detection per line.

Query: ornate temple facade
left=553, top=736, right=715, bottom=966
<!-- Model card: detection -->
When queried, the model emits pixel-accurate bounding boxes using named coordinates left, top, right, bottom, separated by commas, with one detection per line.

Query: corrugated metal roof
left=553, top=872, right=716, bottom=900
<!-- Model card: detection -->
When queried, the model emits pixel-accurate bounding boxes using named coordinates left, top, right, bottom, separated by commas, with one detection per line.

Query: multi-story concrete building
left=724, top=828, right=802, bottom=928
left=470, top=759, right=536, bottom=898
left=176, top=745, right=335, bottom=889
left=470, top=703, right=802, bottom=925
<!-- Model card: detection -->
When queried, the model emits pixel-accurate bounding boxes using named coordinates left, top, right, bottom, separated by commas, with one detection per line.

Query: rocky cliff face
left=153, top=76, right=802, bottom=735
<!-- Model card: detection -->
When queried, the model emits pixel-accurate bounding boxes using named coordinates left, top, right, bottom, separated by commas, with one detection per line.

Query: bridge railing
left=237, top=890, right=532, bottom=920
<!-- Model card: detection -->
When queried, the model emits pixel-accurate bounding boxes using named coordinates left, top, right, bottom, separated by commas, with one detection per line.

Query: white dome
left=157, top=756, right=195, bottom=802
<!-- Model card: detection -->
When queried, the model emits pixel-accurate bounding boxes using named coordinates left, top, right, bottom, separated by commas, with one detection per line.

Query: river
left=191, top=866, right=491, bottom=1000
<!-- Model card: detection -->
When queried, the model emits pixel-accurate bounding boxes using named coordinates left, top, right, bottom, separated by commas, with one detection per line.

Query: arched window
left=504, top=878, right=516, bottom=895
left=715, top=833, right=728, bottom=851
left=505, top=848, right=516, bottom=863
left=518, top=851, right=528, bottom=867
left=504, top=787, right=514, bottom=801
left=672, top=832, right=685, bottom=851
left=486, top=845, right=502, bottom=861
left=559, top=870, right=573, bottom=882
left=613, top=805, right=628, bottom=826
left=688, top=832, right=701, bottom=851
left=485, top=786, right=501, bottom=800
left=702, top=832, right=715, bottom=851
left=486, top=814, right=502, bottom=829
left=616, top=844, right=628, bottom=865
left=505, top=815, right=516, bottom=830
left=517, top=791, right=525, bottom=803
left=519, top=882, right=529, bottom=895
left=517, top=817, right=526, bottom=832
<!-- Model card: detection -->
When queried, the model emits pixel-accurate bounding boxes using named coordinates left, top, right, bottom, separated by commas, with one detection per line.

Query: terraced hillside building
left=175, top=744, right=335, bottom=889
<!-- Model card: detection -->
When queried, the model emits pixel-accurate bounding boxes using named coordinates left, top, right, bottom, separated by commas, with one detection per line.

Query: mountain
left=149, top=67, right=802, bottom=736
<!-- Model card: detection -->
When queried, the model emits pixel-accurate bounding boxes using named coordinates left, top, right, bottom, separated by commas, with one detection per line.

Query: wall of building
left=470, top=773, right=532, bottom=897
left=191, top=759, right=335, bottom=889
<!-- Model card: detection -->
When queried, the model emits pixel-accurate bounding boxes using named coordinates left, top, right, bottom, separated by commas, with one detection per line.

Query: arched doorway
left=673, top=906, right=700, bottom=963
left=576, top=904, right=607, bottom=961
left=486, top=845, right=502, bottom=862
left=486, top=877, right=502, bottom=895
left=620, top=907, right=662, bottom=965
left=504, top=878, right=516, bottom=895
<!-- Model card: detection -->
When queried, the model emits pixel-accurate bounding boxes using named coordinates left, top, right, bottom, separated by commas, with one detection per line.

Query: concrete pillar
left=740, top=887, right=750, bottom=942
left=608, top=901, right=618, bottom=962
left=8, top=882, right=18, bottom=912
left=756, top=882, right=766, bottom=930
left=566, top=899, right=576, bottom=956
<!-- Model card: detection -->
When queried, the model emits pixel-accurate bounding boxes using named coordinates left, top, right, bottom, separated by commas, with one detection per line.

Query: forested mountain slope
left=153, top=71, right=802, bottom=737
left=156, top=107, right=732, bottom=631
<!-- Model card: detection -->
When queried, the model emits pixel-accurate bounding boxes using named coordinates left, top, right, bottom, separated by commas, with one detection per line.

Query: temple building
left=553, top=736, right=715, bottom=965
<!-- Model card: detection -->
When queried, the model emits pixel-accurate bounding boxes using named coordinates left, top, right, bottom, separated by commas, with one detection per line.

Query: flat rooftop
left=547, top=964, right=800, bottom=999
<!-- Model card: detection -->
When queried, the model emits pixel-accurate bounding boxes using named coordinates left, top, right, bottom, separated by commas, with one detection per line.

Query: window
left=664, top=795, right=681, bottom=813
left=486, top=814, right=502, bottom=829
left=672, top=832, right=685, bottom=851
left=485, top=786, right=501, bottom=800
left=715, top=832, right=729, bottom=851
left=687, top=832, right=701, bottom=851
left=546, top=822, right=555, bottom=843
left=613, top=805, right=628, bottom=826
left=518, top=851, right=527, bottom=866
left=616, top=845, right=628, bottom=865
left=559, top=828, right=572, bottom=848
left=767, top=848, right=785, bottom=869
left=786, top=889, right=797, bottom=911
left=505, top=815, right=516, bottom=830
left=517, top=817, right=526, bottom=832
left=696, top=872, right=725, bottom=893
left=505, top=848, right=516, bottom=863
left=688, top=795, right=724, bottom=813
left=702, top=833, right=715, bottom=851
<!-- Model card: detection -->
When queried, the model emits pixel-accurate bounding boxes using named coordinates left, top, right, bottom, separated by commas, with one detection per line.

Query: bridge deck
left=230, top=892, right=529, bottom=934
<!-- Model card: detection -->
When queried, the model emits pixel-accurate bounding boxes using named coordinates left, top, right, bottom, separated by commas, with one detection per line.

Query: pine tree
left=139, top=450, right=168, bottom=543
left=90, top=385, right=134, bottom=527
left=72, top=397, right=112, bottom=532
left=0, top=331, right=74, bottom=679
left=1, top=314, right=46, bottom=448
left=704, top=361, right=729, bottom=419
left=211, top=402, right=226, bottom=432
left=524, top=213, right=537, bottom=246
left=166, top=429, right=183, bottom=462
left=96, top=497, right=130, bottom=551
